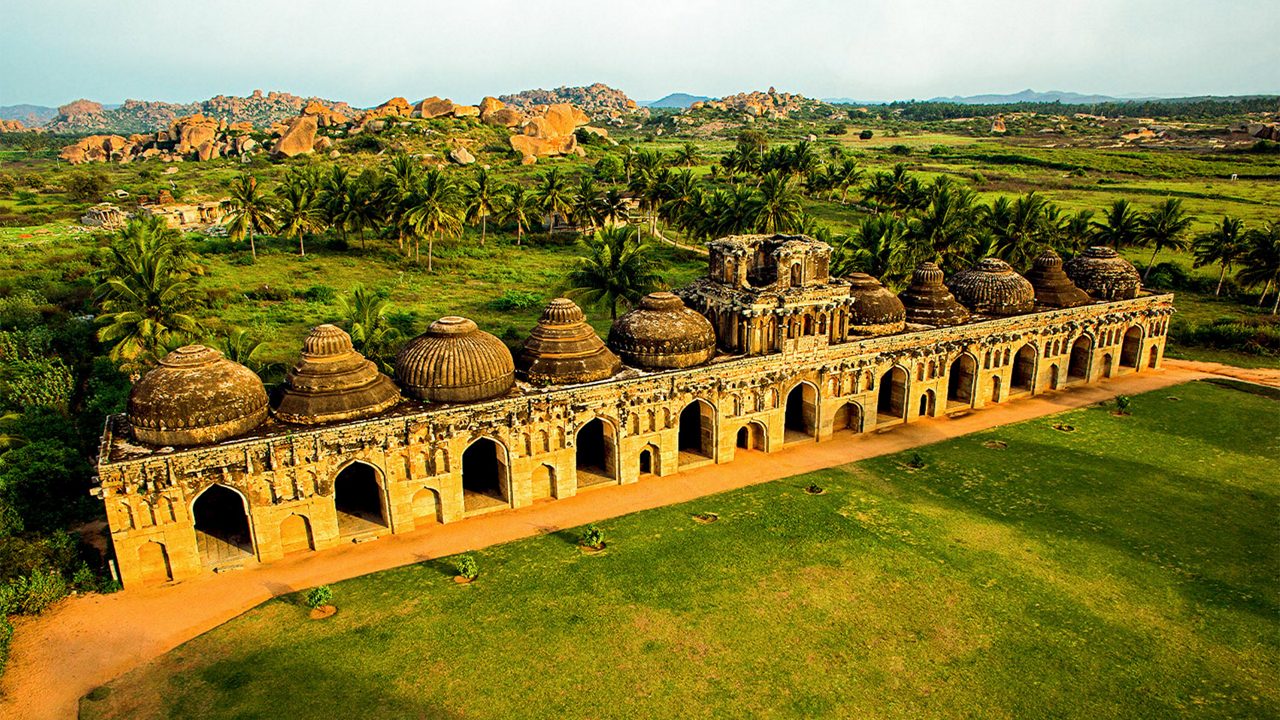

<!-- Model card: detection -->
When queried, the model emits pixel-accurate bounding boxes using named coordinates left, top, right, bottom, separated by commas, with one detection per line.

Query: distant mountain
left=925, top=89, right=1156, bottom=105
left=0, top=104, right=58, bottom=126
left=644, top=93, right=713, bottom=109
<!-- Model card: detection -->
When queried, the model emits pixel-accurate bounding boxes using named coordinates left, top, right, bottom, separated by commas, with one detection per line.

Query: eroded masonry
left=95, top=236, right=1173, bottom=587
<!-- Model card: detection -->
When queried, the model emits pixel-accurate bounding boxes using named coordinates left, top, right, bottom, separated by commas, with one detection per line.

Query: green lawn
left=80, top=380, right=1280, bottom=719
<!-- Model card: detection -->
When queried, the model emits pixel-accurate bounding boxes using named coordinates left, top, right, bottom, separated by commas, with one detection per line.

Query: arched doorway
left=531, top=465, right=556, bottom=500
left=191, top=484, right=253, bottom=567
left=1121, top=327, right=1143, bottom=369
left=736, top=422, right=767, bottom=451
left=279, top=514, right=314, bottom=555
left=1049, top=364, right=1061, bottom=390
left=334, top=462, right=387, bottom=534
left=1011, top=344, right=1037, bottom=392
left=918, top=390, right=936, bottom=418
left=833, top=402, right=863, bottom=433
left=576, top=418, right=616, bottom=488
left=412, top=488, right=443, bottom=524
left=1068, top=337, right=1092, bottom=381
left=991, top=375, right=1002, bottom=403
left=638, top=448, right=654, bottom=476
left=137, top=541, right=172, bottom=584
left=462, top=438, right=509, bottom=511
left=877, top=367, right=907, bottom=422
left=678, top=400, right=716, bottom=464
left=1101, top=353, right=1114, bottom=378
left=1148, top=345, right=1159, bottom=368
left=784, top=383, right=818, bottom=442
left=947, top=355, right=977, bottom=408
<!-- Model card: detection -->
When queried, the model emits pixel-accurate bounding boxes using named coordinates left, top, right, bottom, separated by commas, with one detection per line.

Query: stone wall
left=95, top=294, right=1173, bottom=588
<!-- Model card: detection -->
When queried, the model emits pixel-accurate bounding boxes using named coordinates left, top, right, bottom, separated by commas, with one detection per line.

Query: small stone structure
left=79, top=203, right=128, bottom=230
left=95, top=237, right=1173, bottom=588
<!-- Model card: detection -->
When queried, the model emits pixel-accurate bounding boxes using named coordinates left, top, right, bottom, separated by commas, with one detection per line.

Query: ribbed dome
left=898, top=262, right=971, bottom=326
left=519, top=298, right=621, bottom=385
left=948, top=258, right=1035, bottom=316
left=607, top=292, right=716, bottom=370
left=845, top=273, right=906, bottom=335
left=395, top=316, right=515, bottom=403
left=274, top=324, right=401, bottom=425
left=127, top=345, right=268, bottom=447
left=1064, top=246, right=1141, bottom=300
left=1026, top=250, right=1092, bottom=309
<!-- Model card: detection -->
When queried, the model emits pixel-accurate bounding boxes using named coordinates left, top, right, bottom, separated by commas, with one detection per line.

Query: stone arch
left=136, top=541, right=172, bottom=585
left=918, top=389, right=936, bottom=417
left=1011, top=344, right=1037, bottom=392
left=638, top=444, right=661, bottom=476
left=784, top=381, right=819, bottom=441
left=1068, top=335, right=1093, bottom=381
left=1121, top=326, right=1144, bottom=368
left=736, top=421, right=768, bottom=451
left=1148, top=345, right=1160, bottom=368
left=1102, top=353, right=1114, bottom=378
left=877, top=366, right=908, bottom=420
left=190, top=483, right=254, bottom=566
left=833, top=401, right=864, bottom=433
left=678, top=399, right=717, bottom=462
left=530, top=465, right=556, bottom=501
left=412, top=487, right=444, bottom=523
left=462, top=437, right=510, bottom=510
left=1049, top=364, right=1061, bottom=389
left=333, top=460, right=388, bottom=534
left=576, top=417, right=618, bottom=488
left=280, top=513, right=314, bottom=555
left=947, top=354, right=978, bottom=407
left=991, top=375, right=1003, bottom=403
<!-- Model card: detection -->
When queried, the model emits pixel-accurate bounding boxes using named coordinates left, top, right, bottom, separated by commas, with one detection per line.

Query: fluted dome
left=607, top=292, right=716, bottom=370
left=519, top=298, right=621, bottom=385
left=898, top=262, right=971, bottom=326
left=395, top=316, right=515, bottom=403
left=274, top=324, right=401, bottom=425
left=1064, top=246, right=1141, bottom=300
left=1026, top=250, right=1092, bottom=309
left=128, top=345, right=268, bottom=447
left=947, top=258, right=1035, bottom=316
left=845, top=273, right=906, bottom=335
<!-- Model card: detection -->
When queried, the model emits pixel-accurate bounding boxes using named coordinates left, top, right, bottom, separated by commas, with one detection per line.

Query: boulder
left=170, top=114, right=220, bottom=154
left=414, top=96, right=455, bottom=119
left=452, top=105, right=480, bottom=119
left=314, top=136, right=333, bottom=151
left=448, top=146, right=476, bottom=165
left=302, top=100, right=349, bottom=127
left=195, top=139, right=218, bottom=161
left=478, top=96, right=504, bottom=115
left=59, top=135, right=127, bottom=164
left=483, top=107, right=523, bottom=127
left=272, top=115, right=318, bottom=158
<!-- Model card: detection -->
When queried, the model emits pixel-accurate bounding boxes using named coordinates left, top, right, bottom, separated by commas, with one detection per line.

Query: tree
left=380, top=154, right=423, bottom=254
left=673, top=142, right=701, bottom=167
left=1137, top=198, right=1194, bottom=282
left=1237, top=221, right=1280, bottom=313
left=565, top=227, right=663, bottom=319
left=569, top=176, right=604, bottom=232
left=1192, top=216, right=1245, bottom=296
left=222, top=174, right=275, bottom=261
left=407, top=168, right=464, bottom=270
left=833, top=216, right=909, bottom=283
left=346, top=170, right=382, bottom=251
left=465, top=167, right=502, bottom=247
left=535, top=168, right=574, bottom=241
left=339, top=285, right=401, bottom=360
left=910, top=180, right=979, bottom=269
left=600, top=188, right=628, bottom=228
left=274, top=172, right=322, bottom=256
left=754, top=170, right=803, bottom=233
left=499, top=184, right=536, bottom=246
left=1092, top=199, right=1141, bottom=249
left=94, top=217, right=203, bottom=368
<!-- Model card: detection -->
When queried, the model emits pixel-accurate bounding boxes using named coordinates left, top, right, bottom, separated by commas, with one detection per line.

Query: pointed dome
left=519, top=298, right=621, bottom=385
left=845, top=273, right=906, bottom=335
left=1064, top=246, right=1141, bottom=300
left=128, top=345, right=268, bottom=447
left=274, top=324, right=401, bottom=425
left=947, top=258, right=1035, bottom=316
left=608, top=292, right=716, bottom=370
left=1026, top=250, right=1092, bottom=309
left=898, top=262, right=971, bottom=326
left=395, top=316, right=515, bottom=403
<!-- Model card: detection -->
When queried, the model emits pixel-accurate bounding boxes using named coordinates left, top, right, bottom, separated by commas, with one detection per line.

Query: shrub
left=65, top=172, right=108, bottom=202
left=825, top=123, right=848, bottom=136
left=888, top=144, right=912, bottom=156
left=859, top=129, right=873, bottom=140
left=490, top=289, right=544, bottom=311
left=13, top=189, right=38, bottom=206
left=304, top=585, right=333, bottom=609
left=454, top=554, right=479, bottom=580
left=0, top=173, right=14, bottom=195
left=301, top=284, right=337, bottom=303
left=0, top=615, right=11, bottom=673
left=581, top=524, right=605, bottom=549
left=1115, top=395, right=1132, bottom=413
left=342, top=133, right=386, bottom=154
left=907, top=451, right=927, bottom=469
left=0, top=568, right=68, bottom=615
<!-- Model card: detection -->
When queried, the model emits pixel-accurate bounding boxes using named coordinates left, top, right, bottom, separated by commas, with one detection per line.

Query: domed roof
left=947, top=258, right=1035, bottom=316
left=127, top=345, right=268, bottom=447
left=519, top=298, right=621, bottom=385
left=1026, top=250, right=1092, bottom=309
left=274, top=324, right=401, bottom=425
left=395, top=316, right=515, bottom=403
left=845, top=273, right=906, bottom=336
left=1064, top=246, right=1141, bottom=300
left=898, top=262, right=971, bottom=327
left=607, top=292, right=716, bottom=370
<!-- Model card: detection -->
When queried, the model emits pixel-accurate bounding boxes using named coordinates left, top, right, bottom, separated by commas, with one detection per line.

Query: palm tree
left=339, top=285, right=402, bottom=360
left=754, top=170, right=803, bottom=233
left=222, top=174, right=275, bottom=261
left=673, top=142, right=701, bottom=167
left=347, top=170, right=382, bottom=251
left=465, top=167, right=502, bottom=246
left=833, top=216, right=909, bottom=283
left=1092, top=199, right=1141, bottom=249
left=535, top=168, right=574, bottom=241
left=565, top=227, right=663, bottom=319
left=407, top=168, right=464, bottom=270
left=499, top=184, right=536, bottom=246
left=1192, top=216, right=1246, bottom=295
left=910, top=182, right=979, bottom=269
left=991, top=192, right=1051, bottom=270
left=94, top=217, right=203, bottom=367
left=1060, top=209, right=1096, bottom=257
left=569, top=176, right=604, bottom=232
left=274, top=174, right=322, bottom=256
left=1237, top=221, right=1280, bottom=313
left=1137, top=198, right=1194, bottom=281
left=380, top=154, right=422, bottom=254
left=600, top=188, right=628, bottom=227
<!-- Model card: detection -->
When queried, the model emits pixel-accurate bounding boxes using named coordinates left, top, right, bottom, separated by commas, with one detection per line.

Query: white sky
left=2, top=0, right=1277, bottom=107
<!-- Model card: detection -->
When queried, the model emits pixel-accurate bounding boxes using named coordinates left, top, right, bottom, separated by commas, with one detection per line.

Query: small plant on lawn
left=1115, top=395, right=1133, bottom=414
left=305, top=585, right=333, bottom=609
left=804, top=482, right=825, bottom=495
left=455, top=554, right=479, bottom=581
left=907, top=451, right=927, bottom=469
left=581, top=524, right=605, bottom=549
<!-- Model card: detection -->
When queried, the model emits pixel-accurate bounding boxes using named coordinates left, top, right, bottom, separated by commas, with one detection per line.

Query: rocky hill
left=44, top=91, right=357, bottom=134
left=499, top=83, right=638, bottom=117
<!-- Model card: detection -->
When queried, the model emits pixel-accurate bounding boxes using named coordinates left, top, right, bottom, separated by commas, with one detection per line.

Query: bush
left=454, top=554, right=479, bottom=580
left=65, top=172, right=108, bottom=202
left=594, top=155, right=623, bottom=183
left=0, top=568, right=68, bottom=615
left=859, top=129, right=874, bottom=140
left=825, top=123, right=848, bottom=136
left=489, top=289, right=544, bottom=312
left=907, top=451, right=927, bottom=469
left=1115, top=395, right=1133, bottom=414
left=580, top=524, right=605, bottom=549
left=0, top=173, right=14, bottom=196
left=301, top=284, right=337, bottom=303
left=888, top=144, right=912, bottom=156
left=304, top=585, right=333, bottom=609
left=342, top=133, right=386, bottom=154
left=0, top=615, right=11, bottom=673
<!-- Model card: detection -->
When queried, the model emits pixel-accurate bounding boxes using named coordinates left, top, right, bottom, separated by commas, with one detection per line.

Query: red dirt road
left=0, top=366, right=1247, bottom=719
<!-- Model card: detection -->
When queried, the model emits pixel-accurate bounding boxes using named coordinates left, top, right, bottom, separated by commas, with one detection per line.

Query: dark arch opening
left=192, top=484, right=253, bottom=566
left=877, top=368, right=907, bottom=421
left=678, top=400, right=715, bottom=461
left=1068, top=337, right=1092, bottom=380
left=1148, top=345, right=1159, bottom=368
left=918, top=390, right=935, bottom=418
left=784, top=383, right=817, bottom=441
left=833, top=402, right=862, bottom=433
left=947, top=355, right=977, bottom=407
left=1011, top=345, right=1037, bottom=391
left=576, top=419, right=615, bottom=487
left=1121, top=327, right=1143, bottom=368
left=334, top=462, right=387, bottom=533
left=462, top=439, right=508, bottom=511
left=639, top=449, right=653, bottom=475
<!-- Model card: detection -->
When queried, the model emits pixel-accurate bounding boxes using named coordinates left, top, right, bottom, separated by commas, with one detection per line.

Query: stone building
left=94, top=235, right=1174, bottom=588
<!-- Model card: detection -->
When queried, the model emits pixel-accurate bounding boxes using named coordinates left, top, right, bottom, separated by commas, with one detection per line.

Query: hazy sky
left=3, top=0, right=1277, bottom=107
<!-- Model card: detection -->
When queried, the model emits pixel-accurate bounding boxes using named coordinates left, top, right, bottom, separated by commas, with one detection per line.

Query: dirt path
left=0, top=368, right=1210, bottom=720
left=1164, top=359, right=1280, bottom=388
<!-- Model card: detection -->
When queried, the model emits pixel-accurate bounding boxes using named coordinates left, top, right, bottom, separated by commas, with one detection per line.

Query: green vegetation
left=79, top=381, right=1280, bottom=719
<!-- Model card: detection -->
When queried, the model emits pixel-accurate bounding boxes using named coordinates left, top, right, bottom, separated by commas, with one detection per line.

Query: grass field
left=79, top=380, right=1280, bottom=719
